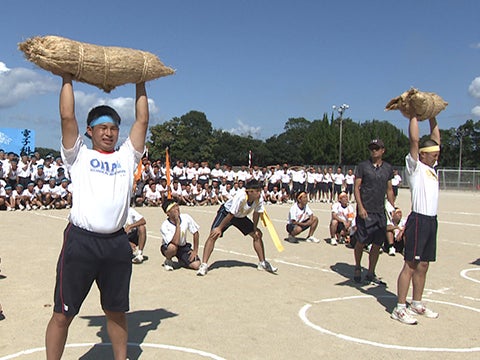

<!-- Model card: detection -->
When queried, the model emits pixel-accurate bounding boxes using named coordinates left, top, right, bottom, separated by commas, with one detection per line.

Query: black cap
left=368, top=139, right=385, bottom=149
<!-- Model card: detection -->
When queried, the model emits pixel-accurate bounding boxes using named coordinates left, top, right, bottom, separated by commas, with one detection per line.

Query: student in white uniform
left=125, top=207, right=147, bottom=264
left=391, top=116, right=441, bottom=325
left=197, top=180, right=278, bottom=276
left=286, top=191, right=320, bottom=243
left=45, top=74, right=149, bottom=360
left=160, top=199, right=201, bottom=271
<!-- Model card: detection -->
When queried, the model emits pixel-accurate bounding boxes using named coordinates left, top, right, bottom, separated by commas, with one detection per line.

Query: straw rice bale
left=385, top=88, right=448, bottom=121
left=18, top=35, right=175, bottom=93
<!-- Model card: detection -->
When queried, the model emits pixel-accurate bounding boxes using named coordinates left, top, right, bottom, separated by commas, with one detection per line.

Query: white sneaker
left=26, top=204, right=32, bottom=211
left=407, top=304, right=439, bottom=319
left=196, top=262, right=208, bottom=276
left=388, top=246, right=396, bottom=256
left=6, top=207, right=12, bottom=211
left=257, top=260, right=278, bottom=273
left=306, top=236, right=320, bottom=243
left=163, top=259, right=174, bottom=271
left=19, top=204, right=25, bottom=210
left=391, top=306, right=418, bottom=325
left=330, top=237, right=338, bottom=246
left=132, top=254, right=144, bottom=264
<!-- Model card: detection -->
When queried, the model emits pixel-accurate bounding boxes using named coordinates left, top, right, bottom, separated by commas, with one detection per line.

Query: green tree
left=148, top=111, right=216, bottom=162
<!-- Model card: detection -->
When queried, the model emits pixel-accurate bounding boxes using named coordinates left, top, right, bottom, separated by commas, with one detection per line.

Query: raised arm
left=408, top=116, right=420, bottom=161
left=129, top=82, right=149, bottom=153
left=60, top=74, right=79, bottom=149
left=429, top=117, right=440, bottom=146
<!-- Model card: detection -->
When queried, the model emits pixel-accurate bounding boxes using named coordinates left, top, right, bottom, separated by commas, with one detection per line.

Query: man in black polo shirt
left=353, top=139, right=395, bottom=285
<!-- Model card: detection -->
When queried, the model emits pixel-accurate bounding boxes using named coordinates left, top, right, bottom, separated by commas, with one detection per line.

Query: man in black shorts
left=196, top=180, right=278, bottom=276
left=353, top=139, right=395, bottom=285
left=391, top=116, right=440, bottom=325
left=45, top=74, right=149, bottom=360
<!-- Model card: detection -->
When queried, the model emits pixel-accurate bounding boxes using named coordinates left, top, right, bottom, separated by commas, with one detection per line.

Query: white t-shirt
left=291, top=169, right=306, bottom=183
left=345, top=174, right=355, bottom=185
left=331, top=202, right=355, bottom=222
left=224, top=188, right=264, bottom=218
left=405, top=153, right=438, bottom=216
left=391, top=174, right=402, bottom=187
left=236, top=170, right=248, bottom=182
left=288, top=202, right=313, bottom=224
left=280, top=171, right=291, bottom=183
left=62, top=136, right=142, bottom=233
left=161, top=213, right=199, bottom=246
left=186, top=167, right=197, bottom=180
left=198, top=167, right=211, bottom=180
left=333, top=173, right=345, bottom=185
left=211, top=168, right=224, bottom=180
left=144, top=186, right=161, bottom=201
left=125, top=207, right=144, bottom=226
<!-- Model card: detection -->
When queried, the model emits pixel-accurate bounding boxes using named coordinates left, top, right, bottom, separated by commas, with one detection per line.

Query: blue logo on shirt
left=90, top=158, right=126, bottom=176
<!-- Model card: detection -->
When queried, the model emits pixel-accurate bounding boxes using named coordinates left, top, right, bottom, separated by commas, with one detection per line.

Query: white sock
left=412, top=300, right=422, bottom=308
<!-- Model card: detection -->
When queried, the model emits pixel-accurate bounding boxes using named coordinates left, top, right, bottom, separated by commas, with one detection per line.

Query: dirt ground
left=0, top=188, right=479, bottom=359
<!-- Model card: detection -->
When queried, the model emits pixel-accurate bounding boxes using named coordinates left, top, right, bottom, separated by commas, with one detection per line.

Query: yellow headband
left=419, top=145, right=440, bottom=153
left=165, top=202, right=176, bottom=213
left=296, top=191, right=307, bottom=200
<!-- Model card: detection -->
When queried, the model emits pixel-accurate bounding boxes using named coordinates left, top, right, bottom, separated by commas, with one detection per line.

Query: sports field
left=0, top=189, right=479, bottom=359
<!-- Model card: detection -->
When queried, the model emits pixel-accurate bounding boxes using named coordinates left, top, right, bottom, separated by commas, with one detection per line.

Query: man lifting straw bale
left=18, top=35, right=173, bottom=359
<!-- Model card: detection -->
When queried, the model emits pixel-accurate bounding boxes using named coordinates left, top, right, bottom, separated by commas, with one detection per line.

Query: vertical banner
left=165, top=147, right=172, bottom=199
left=248, top=150, right=252, bottom=168
left=0, top=128, right=35, bottom=155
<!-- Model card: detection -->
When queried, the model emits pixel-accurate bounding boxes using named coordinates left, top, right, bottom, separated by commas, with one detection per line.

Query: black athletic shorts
left=306, top=183, right=316, bottom=194
left=333, top=184, right=342, bottom=195
left=403, top=212, right=437, bottom=262
left=286, top=219, right=310, bottom=234
left=53, top=223, right=132, bottom=317
left=355, top=212, right=387, bottom=246
left=392, top=185, right=399, bottom=197
left=334, top=221, right=346, bottom=234
left=127, top=228, right=139, bottom=245
left=346, top=184, right=353, bottom=195
left=161, top=242, right=199, bottom=266
left=212, top=205, right=255, bottom=236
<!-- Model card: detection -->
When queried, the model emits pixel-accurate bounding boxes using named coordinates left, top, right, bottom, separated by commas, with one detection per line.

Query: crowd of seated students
left=0, top=150, right=72, bottom=211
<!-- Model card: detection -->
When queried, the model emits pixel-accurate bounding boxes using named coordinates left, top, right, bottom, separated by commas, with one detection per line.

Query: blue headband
left=89, top=115, right=119, bottom=127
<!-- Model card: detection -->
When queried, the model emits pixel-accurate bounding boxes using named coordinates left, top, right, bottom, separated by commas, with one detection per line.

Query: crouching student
left=286, top=191, right=320, bottom=243
left=160, top=199, right=201, bottom=271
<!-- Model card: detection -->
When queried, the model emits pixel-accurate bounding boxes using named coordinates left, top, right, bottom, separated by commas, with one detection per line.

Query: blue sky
left=1, top=0, right=479, bottom=149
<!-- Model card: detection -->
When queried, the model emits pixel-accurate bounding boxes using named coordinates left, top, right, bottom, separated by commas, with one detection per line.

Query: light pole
left=456, top=128, right=465, bottom=187
left=332, top=103, right=350, bottom=164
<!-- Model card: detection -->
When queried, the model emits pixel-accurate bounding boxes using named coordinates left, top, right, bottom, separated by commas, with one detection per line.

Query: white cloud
left=472, top=106, right=480, bottom=118
left=470, top=42, right=480, bottom=49
left=0, top=65, right=58, bottom=108
left=468, top=77, right=480, bottom=99
left=0, top=62, right=10, bottom=73
left=469, top=77, right=480, bottom=118
left=228, top=119, right=261, bottom=137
